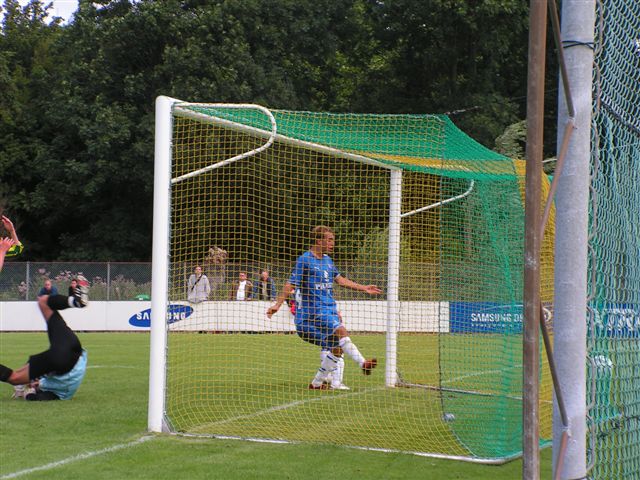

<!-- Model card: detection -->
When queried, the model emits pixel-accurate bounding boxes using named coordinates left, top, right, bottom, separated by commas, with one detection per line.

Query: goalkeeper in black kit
left=1, top=277, right=91, bottom=401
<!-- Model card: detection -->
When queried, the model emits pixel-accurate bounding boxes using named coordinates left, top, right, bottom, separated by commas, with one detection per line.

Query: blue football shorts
left=295, top=311, right=342, bottom=349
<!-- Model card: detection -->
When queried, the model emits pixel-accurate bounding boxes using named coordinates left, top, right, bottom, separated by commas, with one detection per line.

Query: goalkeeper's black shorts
left=27, top=312, right=82, bottom=380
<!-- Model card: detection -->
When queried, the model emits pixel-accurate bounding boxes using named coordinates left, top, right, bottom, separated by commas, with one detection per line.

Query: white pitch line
left=441, top=364, right=523, bottom=384
left=0, top=435, right=155, bottom=479
left=192, top=386, right=386, bottom=432
left=87, top=365, right=139, bottom=369
left=438, top=364, right=555, bottom=404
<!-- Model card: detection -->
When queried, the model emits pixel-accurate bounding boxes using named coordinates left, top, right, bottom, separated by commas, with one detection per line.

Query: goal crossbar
left=173, top=103, right=401, bottom=173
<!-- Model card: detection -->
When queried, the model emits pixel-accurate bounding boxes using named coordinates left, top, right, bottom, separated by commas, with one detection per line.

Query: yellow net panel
left=164, top=106, right=553, bottom=462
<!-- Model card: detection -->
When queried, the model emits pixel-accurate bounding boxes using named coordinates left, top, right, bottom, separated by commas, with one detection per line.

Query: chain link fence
left=1, top=261, right=439, bottom=302
left=0, top=262, right=152, bottom=301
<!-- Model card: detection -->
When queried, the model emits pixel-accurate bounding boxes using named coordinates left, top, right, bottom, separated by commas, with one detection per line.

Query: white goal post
left=147, top=95, right=554, bottom=463
left=149, top=96, right=410, bottom=432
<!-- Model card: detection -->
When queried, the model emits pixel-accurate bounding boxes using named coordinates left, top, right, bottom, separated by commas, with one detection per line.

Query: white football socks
left=311, top=351, right=339, bottom=386
left=339, top=336, right=365, bottom=367
left=320, top=350, right=329, bottom=374
left=332, top=356, right=345, bottom=387
left=320, top=350, right=346, bottom=387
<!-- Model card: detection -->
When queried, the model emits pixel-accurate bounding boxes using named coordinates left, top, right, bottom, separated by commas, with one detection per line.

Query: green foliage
left=494, top=120, right=527, bottom=159
left=87, top=274, right=152, bottom=300
left=355, top=225, right=426, bottom=264
left=1, top=0, right=540, bottom=261
left=493, top=121, right=558, bottom=176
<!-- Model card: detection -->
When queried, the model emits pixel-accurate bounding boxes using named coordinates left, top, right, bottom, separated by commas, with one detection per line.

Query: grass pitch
left=166, top=331, right=550, bottom=459
left=0, top=332, right=551, bottom=479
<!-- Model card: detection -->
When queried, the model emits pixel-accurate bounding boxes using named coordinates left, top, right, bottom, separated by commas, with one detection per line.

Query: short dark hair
left=312, top=225, right=334, bottom=242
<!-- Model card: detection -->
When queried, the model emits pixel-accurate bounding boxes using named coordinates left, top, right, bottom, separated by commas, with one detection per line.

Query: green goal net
left=154, top=101, right=555, bottom=462
left=587, top=0, right=640, bottom=476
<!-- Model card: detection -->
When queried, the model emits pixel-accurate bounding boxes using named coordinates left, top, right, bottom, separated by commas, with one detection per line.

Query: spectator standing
left=230, top=272, right=253, bottom=301
left=68, top=279, right=78, bottom=297
left=252, top=270, right=277, bottom=301
left=187, top=265, right=211, bottom=303
left=38, top=279, right=59, bottom=297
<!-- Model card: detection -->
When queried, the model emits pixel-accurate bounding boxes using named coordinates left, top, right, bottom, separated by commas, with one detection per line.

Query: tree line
left=0, top=0, right=558, bottom=261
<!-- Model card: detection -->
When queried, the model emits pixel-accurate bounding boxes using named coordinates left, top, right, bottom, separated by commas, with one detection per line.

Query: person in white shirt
left=230, top=272, right=253, bottom=301
left=187, top=265, right=211, bottom=303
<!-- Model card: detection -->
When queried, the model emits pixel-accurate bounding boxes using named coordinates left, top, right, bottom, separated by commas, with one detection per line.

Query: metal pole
left=25, top=261, right=30, bottom=300
left=524, top=0, right=547, bottom=477
left=553, top=0, right=595, bottom=477
left=148, top=95, right=177, bottom=433
left=106, top=261, right=111, bottom=301
left=539, top=304, right=570, bottom=480
left=386, top=169, right=402, bottom=388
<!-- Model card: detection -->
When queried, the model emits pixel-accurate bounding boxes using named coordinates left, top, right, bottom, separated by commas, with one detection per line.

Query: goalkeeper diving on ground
left=0, top=277, right=90, bottom=401
left=267, top=225, right=381, bottom=389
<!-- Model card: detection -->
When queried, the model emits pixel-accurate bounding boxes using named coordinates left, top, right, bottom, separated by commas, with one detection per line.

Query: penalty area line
left=0, top=435, right=155, bottom=479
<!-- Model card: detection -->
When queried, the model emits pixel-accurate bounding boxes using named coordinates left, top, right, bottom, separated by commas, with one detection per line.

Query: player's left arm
left=335, top=275, right=382, bottom=295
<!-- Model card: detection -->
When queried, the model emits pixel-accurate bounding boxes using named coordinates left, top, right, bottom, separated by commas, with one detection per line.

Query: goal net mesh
left=163, top=105, right=554, bottom=462
left=587, top=0, right=640, bottom=476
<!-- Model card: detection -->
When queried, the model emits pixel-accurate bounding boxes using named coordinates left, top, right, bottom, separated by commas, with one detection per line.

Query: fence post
left=25, top=261, right=31, bottom=300
left=107, top=262, right=111, bottom=301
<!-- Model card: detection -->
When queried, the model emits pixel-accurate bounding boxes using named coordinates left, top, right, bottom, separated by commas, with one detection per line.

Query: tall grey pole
left=523, top=1, right=547, bottom=477
left=25, top=261, right=31, bottom=300
left=553, top=0, right=595, bottom=477
left=106, top=261, right=111, bottom=301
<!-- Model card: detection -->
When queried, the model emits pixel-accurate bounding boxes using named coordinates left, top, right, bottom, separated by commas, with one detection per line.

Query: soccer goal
left=149, top=97, right=555, bottom=462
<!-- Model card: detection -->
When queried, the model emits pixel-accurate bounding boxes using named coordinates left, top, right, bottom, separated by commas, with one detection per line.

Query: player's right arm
left=266, top=282, right=295, bottom=318
left=0, top=237, right=16, bottom=272
left=267, top=253, right=306, bottom=318
left=1, top=216, right=23, bottom=257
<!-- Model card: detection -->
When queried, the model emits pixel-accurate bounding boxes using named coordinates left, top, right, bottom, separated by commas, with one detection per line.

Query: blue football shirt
left=289, top=251, right=340, bottom=315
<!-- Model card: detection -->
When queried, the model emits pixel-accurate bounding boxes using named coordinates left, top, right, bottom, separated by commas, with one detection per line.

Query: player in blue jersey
left=0, top=277, right=90, bottom=401
left=267, top=225, right=382, bottom=389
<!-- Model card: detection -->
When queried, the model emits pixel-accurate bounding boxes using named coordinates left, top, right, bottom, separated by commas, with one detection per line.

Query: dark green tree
left=1, top=0, right=543, bottom=261
left=331, top=0, right=530, bottom=146
left=0, top=0, right=65, bottom=253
